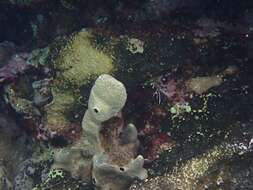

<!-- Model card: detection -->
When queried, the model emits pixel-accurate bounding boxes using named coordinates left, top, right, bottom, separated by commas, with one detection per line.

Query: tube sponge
left=82, top=74, right=127, bottom=152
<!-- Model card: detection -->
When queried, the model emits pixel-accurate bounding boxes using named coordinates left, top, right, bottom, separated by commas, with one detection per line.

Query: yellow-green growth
left=53, top=30, right=115, bottom=87
left=32, top=169, right=65, bottom=190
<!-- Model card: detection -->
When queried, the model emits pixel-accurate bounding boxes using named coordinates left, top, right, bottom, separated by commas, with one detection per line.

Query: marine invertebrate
left=93, top=117, right=146, bottom=189
left=93, top=154, right=147, bottom=190
left=82, top=74, right=127, bottom=152
left=53, top=74, right=147, bottom=190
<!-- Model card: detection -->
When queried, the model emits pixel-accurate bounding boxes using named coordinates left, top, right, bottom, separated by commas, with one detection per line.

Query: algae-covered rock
left=9, top=25, right=195, bottom=140
left=130, top=141, right=253, bottom=190
left=44, top=88, right=76, bottom=134
left=53, top=145, right=93, bottom=183
left=44, top=30, right=117, bottom=136
left=0, top=113, right=35, bottom=189
left=32, top=79, right=53, bottom=107
left=32, top=169, right=94, bottom=190
left=129, top=57, right=253, bottom=190
left=43, top=28, right=181, bottom=137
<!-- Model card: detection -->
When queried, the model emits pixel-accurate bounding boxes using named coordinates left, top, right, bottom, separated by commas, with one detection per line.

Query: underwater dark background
left=1, top=0, right=253, bottom=45
left=0, top=0, right=253, bottom=190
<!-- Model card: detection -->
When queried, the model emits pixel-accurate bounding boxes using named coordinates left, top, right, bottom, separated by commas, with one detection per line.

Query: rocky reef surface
left=0, top=0, right=253, bottom=190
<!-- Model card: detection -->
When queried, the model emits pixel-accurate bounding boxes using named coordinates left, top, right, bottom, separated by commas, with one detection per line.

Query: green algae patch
left=52, top=30, right=115, bottom=88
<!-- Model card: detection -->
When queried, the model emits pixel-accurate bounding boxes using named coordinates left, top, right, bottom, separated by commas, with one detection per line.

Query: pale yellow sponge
left=82, top=74, right=127, bottom=151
